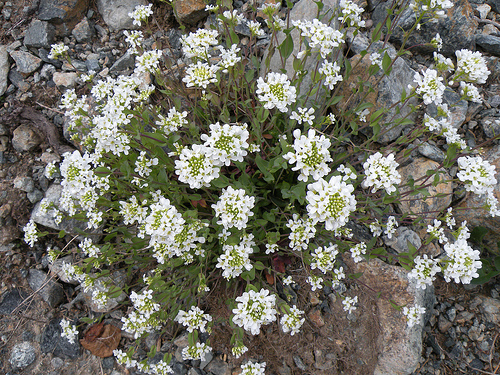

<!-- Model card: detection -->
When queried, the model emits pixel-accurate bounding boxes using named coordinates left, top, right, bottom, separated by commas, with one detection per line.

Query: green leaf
left=245, top=69, right=254, bottom=82
left=470, top=226, right=489, bottom=244
left=94, top=166, right=112, bottom=176
left=241, top=267, right=256, bottom=282
left=255, top=154, right=275, bottom=182
left=279, top=32, right=294, bottom=61
left=372, top=22, right=383, bottom=43
left=348, top=272, right=363, bottom=279
left=495, top=256, right=500, bottom=271
left=382, top=51, right=392, bottom=75
left=58, top=230, right=66, bottom=238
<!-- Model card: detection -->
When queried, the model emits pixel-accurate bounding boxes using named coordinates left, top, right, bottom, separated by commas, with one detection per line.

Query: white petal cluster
left=256, top=72, right=297, bottom=112
left=414, top=68, right=445, bottom=105
left=135, top=151, right=158, bottom=178
left=442, top=238, right=482, bottom=284
left=122, top=289, right=161, bottom=339
left=290, top=107, right=315, bottom=125
left=384, top=216, right=398, bottom=239
left=124, top=30, right=144, bottom=54
left=403, top=305, right=426, bottom=328
left=292, top=19, right=344, bottom=58
left=306, top=176, right=357, bottom=231
left=310, top=243, right=338, bottom=273
left=156, top=108, right=188, bottom=135
left=286, top=214, right=316, bottom=250
left=247, top=20, right=265, bottom=37
left=283, top=129, right=332, bottom=182
left=217, top=44, right=242, bottom=73
left=457, top=156, right=497, bottom=195
left=338, top=0, right=365, bottom=28
left=114, top=349, right=137, bottom=368
left=433, top=52, right=454, bottom=73
left=362, top=152, right=401, bottom=194
left=216, top=238, right=255, bottom=280
left=232, top=289, right=277, bottom=335
left=48, top=43, right=68, bottom=59
left=79, top=238, right=100, bottom=258
left=455, top=49, right=490, bottom=84
left=342, top=296, right=358, bottom=314
left=280, top=305, right=305, bottom=335
left=183, top=61, right=219, bottom=89
left=60, top=319, right=78, bottom=344
left=175, top=306, right=212, bottom=333
left=407, top=255, right=441, bottom=289
left=212, top=186, right=255, bottom=229
left=219, top=10, right=245, bottom=25
left=182, top=342, right=212, bottom=361
left=174, top=144, right=220, bottom=189
left=319, top=60, right=343, bottom=90
left=306, top=275, right=323, bottom=291
left=409, top=0, right=453, bottom=21
left=350, top=242, right=367, bottom=263
left=144, top=196, right=184, bottom=245
left=231, top=341, right=249, bottom=358
left=119, top=195, right=148, bottom=225
left=181, top=29, right=219, bottom=60
left=201, top=122, right=249, bottom=166
left=135, top=49, right=162, bottom=74
left=23, top=219, right=38, bottom=247
left=128, top=4, right=153, bottom=26
left=460, top=82, right=481, bottom=103
left=241, top=361, right=266, bottom=375
left=426, top=219, right=447, bottom=244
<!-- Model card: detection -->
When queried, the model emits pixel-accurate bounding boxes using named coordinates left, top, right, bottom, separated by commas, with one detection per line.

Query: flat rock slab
left=97, top=0, right=148, bottom=31
left=41, top=318, right=81, bottom=359
left=0, top=288, right=30, bottom=314
left=38, top=0, right=89, bottom=28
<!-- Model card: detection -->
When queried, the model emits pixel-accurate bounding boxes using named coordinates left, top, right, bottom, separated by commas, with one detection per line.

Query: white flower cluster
left=403, top=305, right=426, bottom=328
left=407, top=254, right=441, bottom=289
left=174, top=144, right=220, bottom=189
left=427, top=219, right=447, bottom=244
left=114, top=349, right=137, bottom=368
left=443, top=238, right=482, bottom=284
left=280, top=305, right=305, bottom=335
left=457, top=156, right=497, bottom=195
left=217, top=44, right=242, bottom=73
left=454, top=49, right=490, bottom=84
left=182, top=342, right=212, bottom=361
left=232, top=289, right=277, bottom=335
left=460, top=81, right=481, bottom=103
left=175, top=306, right=212, bottom=333
left=79, top=238, right=100, bottom=258
left=124, top=30, right=144, bottom=54
left=201, top=123, right=249, bottom=166
left=384, top=216, right=398, bottom=239
left=23, top=219, right=38, bottom=247
left=156, top=108, right=188, bottom=135
left=182, top=61, right=219, bottom=89
left=247, top=20, right=265, bottom=37
left=409, top=0, right=453, bottom=21
left=310, top=243, right=339, bottom=273
left=319, top=60, right=343, bottom=90
left=121, top=289, right=161, bottom=339
left=338, top=0, right=365, bottom=27
left=413, top=68, right=445, bottom=105
left=292, top=19, right=344, bottom=58
left=128, top=4, right=153, bottom=26
left=135, top=49, right=163, bottom=74
left=342, top=296, right=358, bottom=314
left=119, top=195, right=148, bottom=225
left=181, top=29, right=219, bottom=60
left=48, top=43, right=69, bottom=59
left=433, top=52, right=454, bottom=73
left=60, top=319, right=78, bottom=344
left=44, top=161, right=58, bottom=179
left=232, top=341, right=248, bottom=358
left=306, top=176, right=357, bottom=231
left=362, top=152, right=401, bottom=195
left=290, top=107, right=315, bottom=125
left=431, top=33, right=443, bottom=51
left=286, top=214, right=316, bottom=250
left=212, top=186, right=255, bottom=229
left=350, top=242, right=367, bottom=263
left=241, top=361, right=266, bottom=375
left=256, top=72, right=297, bottom=112
left=283, top=129, right=332, bottom=182
left=307, top=275, right=323, bottom=291
left=135, top=151, right=158, bottom=180
left=216, top=234, right=255, bottom=279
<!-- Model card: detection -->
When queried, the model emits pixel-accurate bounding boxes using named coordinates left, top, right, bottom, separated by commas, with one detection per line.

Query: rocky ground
left=1, top=0, right=500, bottom=374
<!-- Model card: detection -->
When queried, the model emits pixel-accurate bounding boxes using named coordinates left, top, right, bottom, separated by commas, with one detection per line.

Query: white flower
left=310, top=243, right=338, bottom=273
left=124, top=30, right=144, bottom=54
left=23, top=219, right=38, bottom=247
left=282, top=275, right=294, bottom=285
left=44, top=161, right=58, bottom=179
left=135, top=49, right=162, bottom=74
left=256, top=72, right=296, bottom=112
left=286, top=214, right=316, bottom=250
left=427, top=219, right=447, bottom=244
left=216, top=240, right=254, bottom=280
left=433, top=52, right=454, bottom=73
left=369, top=219, right=383, bottom=236
left=79, top=238, right=100, bottom=258
left=281, top=305, right=305, bottom=335
left=283, top=129, right=332, bottom=182
left=219, top=10, right=245, bottom=25
left=182, top=61, right=219, bottom=89
left=60, top=319, right=78, bottom=344
left=114, top=349, right=137, bottom=368
left=175, top=306, right=212, bottom=333
left=247, top=20, right=265, bottom=37
left=350, top=242, right=367, bottom=263
left=135, top=151, right=158, bottom=178
left=460, top=82, right=481, bottom=103
left=174, top=144, right=220, bottom=189
left=457, top=156, right=497, bottom=195
left=318, top=60, right=343, bottom=90
left=150, top=360, right=173, bottom=375
left=232, top=342, right=248, bottom=358
left=181, top=29, right=219, bottom=60
left=212, top=186, right=255, bottom=229
left=342, top=296, right=358, bottom=314
left=217, top=44, right=242, bottom=73
left=455, top=49, right=490, bottom=84
left=408, top=255, right=441, bottom=289
left=414, top=68, right=445, bottom=105
left=241, top=361, right=266, bottom=375
left=292, top=19, right=344, bottom=58
left=409, top=0, right=453, bottom=21
left=442, top=238, right=482, bottom=284
left=338, top=0, right=365, bottom=27
left=370, top=52, right=383, bottom=69
left=384, top=216, right=398, bottom=239
left=182, top=342, right=212, bottom=361
left=201, top=122, right=249, bottom=166
left=290, top=107, right=315, bottom=125
left=431, top=33, right=443, bottom=51
left=232, top=289, right=277, bottom=335
left=156, top=108, right=188, bottom=135
left=306, top=176, right=357, bottom=231
left=265, top=243, right=278, bottom=254
left=403, top=305, right=426, bottom=328
left=128, top=4, right=153, bottom=26
left=306, top=275, right=323, bottom=291
left=362, top=152, right=401, bottom=194
left=48, top=43, right=68, bottom=59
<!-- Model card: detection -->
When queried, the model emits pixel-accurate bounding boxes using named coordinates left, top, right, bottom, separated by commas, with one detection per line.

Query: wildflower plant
left=25, top=0, right=500, bottom=372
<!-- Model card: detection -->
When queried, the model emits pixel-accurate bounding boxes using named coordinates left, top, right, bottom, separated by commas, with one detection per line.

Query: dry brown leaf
left=80, top=323, right=121, bottom=358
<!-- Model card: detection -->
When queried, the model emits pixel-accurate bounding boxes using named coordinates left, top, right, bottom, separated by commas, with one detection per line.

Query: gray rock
left=110, top=50, right=135, bottom=72
left=173, top=0, right=207, bottom=26
left=27, top=189, right=45, bottom=204
left=41, top=318, right=81, bottom=359
left=293, top=355, right=307, bottom=371
left=9, top=51, right=42, bottom=75
left=9, top=342, right=36, bottom=369
left=205, top=358, right=229, bottom=375
left=97, top=0, right=148, bottom=31
left=86, top=58, right=100, bottom=72
left=0, top=45, right=9, bottom=96
left=23, top=20, right=55, bottom=49
left=488, top=0, right=500, bottom=14
left=49, top=256, right=79, bottom=284
left=38, top=0, right=89, bottom=28
left=12, top=124, right=41, bottom=152
left=72, top=18, right=94, bottom=43
left=13, top=176, right=35, bottom=193
left=383, top=226, right=421, bottom=254
left=477, top=34, right=500, bottom=57
left=427, top=89, right=468, bottom=129
left=479, top=296, right=500, bottom=324
left=417, top=142, right=445, bottom=163
left=52, top=72, right=78, bottom=89
left=28, top=269, right=64, bottom=308
left=51, top=357, right=64, bottom=369
left=8, top=69, right=30, bottom=92
left=0, top=288, right=29, bottom=314
left=199, top=351, right=213, bottom=370
left=263, top=0, right=340, bottom=109
left=438, top=315, right=452, bottom=333
left=40, top=64, right=56, bottom=80
left=482, top=117, right=500, bottom=138
left=81, top=270, right=128, bottom=313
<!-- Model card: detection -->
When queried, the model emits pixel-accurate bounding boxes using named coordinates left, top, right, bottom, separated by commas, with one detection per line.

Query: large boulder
left=97, top=0, right=148, bottom=31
